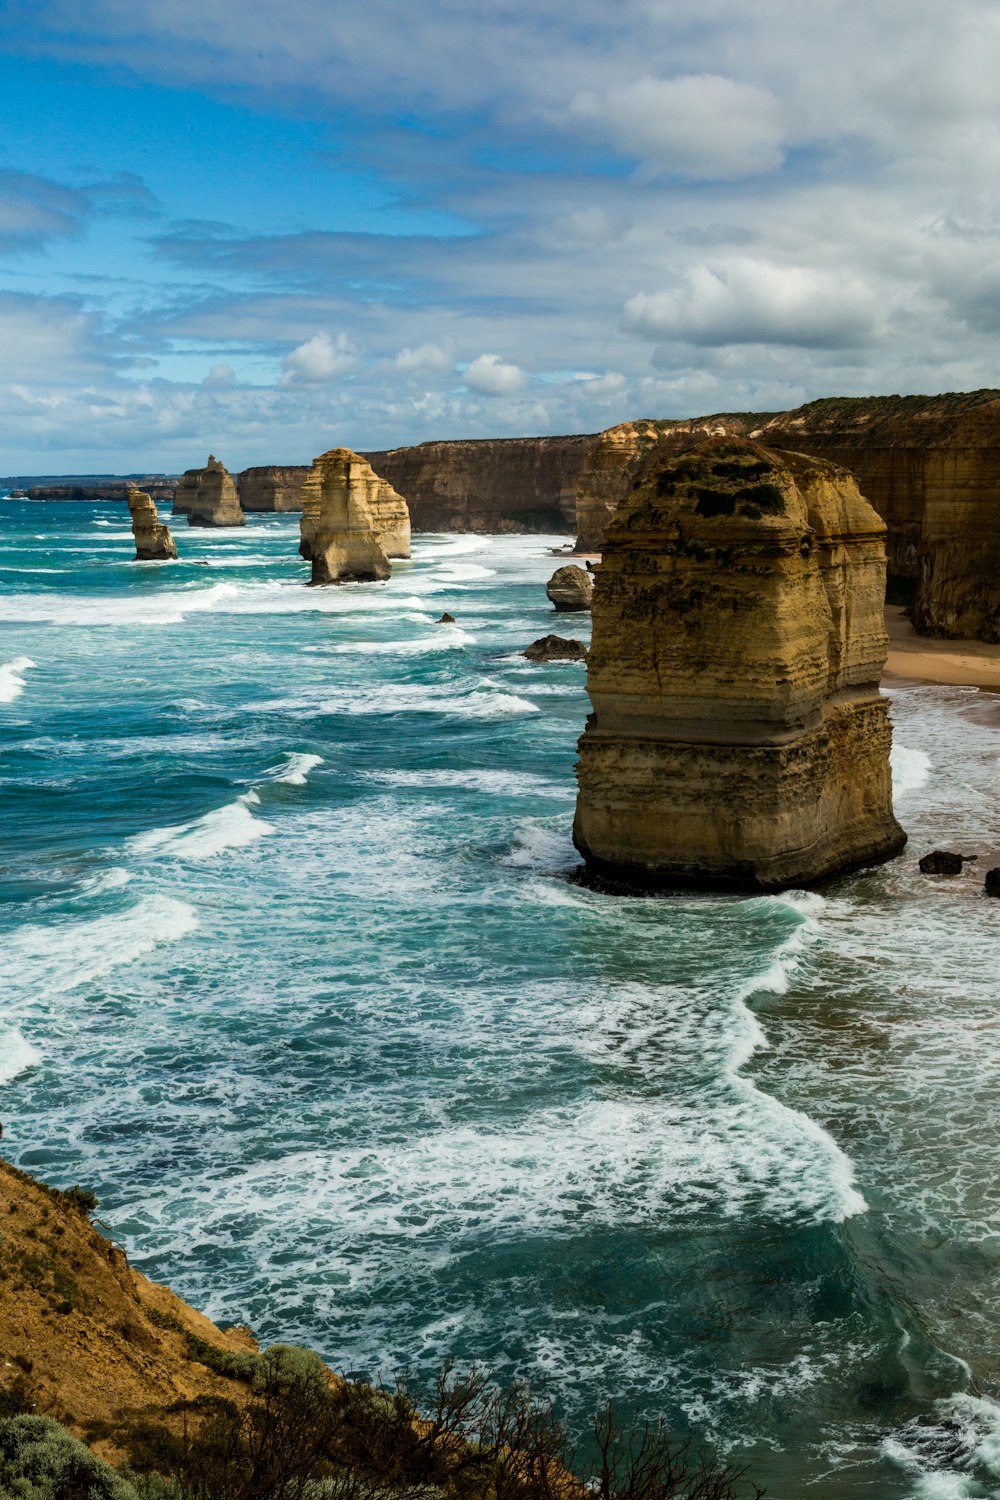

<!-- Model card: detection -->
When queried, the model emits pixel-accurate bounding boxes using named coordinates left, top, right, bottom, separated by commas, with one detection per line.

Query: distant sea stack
left=173, top=456, right=246, bottom=527
left=364, top=435, right=596, bottom=533
left=127, top=488, right=177, bottom=560
left=573, top=439, right=906, bottom=891
left=236, top=465, right=310, bottom=512
left=299, top=448, right=411, bottom=584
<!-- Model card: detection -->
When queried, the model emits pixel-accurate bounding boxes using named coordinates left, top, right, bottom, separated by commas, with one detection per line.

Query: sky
left=2, top=0, right=1000, bottom=471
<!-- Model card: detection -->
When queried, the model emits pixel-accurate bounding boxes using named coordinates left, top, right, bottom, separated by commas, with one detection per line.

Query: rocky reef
left=172, top=456, right=245, bottom=527
left=299, top=448, right=411, bottom=584
left=127, top=489, right=177, bottom=560
left=573, top=438, right=905, bottom=891
left=236, top=465, right=310, bottom=512
left=364, top=435, right=596, bottom=533
left=546, top=564, right=593, bottom=611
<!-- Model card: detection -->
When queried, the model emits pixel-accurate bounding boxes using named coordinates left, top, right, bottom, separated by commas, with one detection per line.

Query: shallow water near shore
left=1, top=497, right=999, bottom=1499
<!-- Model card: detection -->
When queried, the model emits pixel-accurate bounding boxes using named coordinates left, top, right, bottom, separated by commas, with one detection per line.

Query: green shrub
left=0, top=1414, right=140, bottom=1498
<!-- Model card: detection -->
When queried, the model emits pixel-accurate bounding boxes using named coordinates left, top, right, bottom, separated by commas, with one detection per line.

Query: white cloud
left=280, top=330, right=357, bottom=385
left=463, top=353, right=526, bottom=396
left=569, top=74, right=784, bottom=179
left=393, top=342, right=454, bottom=375
left=624, top=261, right=885, bottom=349
left=201, top=363, right=235, bottom=387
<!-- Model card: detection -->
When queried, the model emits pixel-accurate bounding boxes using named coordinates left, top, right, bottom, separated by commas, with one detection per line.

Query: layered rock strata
left=236, top=465, right=310, bottom=512
left=127, top=488, right=177, bottom=560
left=573, top=439, right=906, bottom=891
left=27, top=479, right=177, bottom=503
left=299, top=448, right=411, bottom=584
left=364, top=435, right=596, bottom=533
left=546, top=564, right=593, bottom=611
left=176, top=455, right=245, bottom=527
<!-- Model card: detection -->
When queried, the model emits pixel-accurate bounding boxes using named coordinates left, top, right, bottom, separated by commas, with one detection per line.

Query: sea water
left=1, top=497, right=998, bottom=1499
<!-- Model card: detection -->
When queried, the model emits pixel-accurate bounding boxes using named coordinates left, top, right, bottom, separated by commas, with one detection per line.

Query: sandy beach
left=883, top=605, right=1000, bottom=690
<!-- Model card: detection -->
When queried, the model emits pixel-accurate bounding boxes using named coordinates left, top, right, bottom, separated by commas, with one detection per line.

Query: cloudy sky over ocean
left=3, top=0, right=1000, bottom=469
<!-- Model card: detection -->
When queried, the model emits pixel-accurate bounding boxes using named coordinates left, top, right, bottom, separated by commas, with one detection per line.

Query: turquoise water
left=1, top=497, right=999, bottom=1498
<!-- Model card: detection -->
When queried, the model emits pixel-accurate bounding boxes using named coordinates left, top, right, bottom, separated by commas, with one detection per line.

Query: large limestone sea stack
left=127, top=488, right=177, bottom=560
left=299, top=447, right=411, bottom=584
left=174, top=455, right=246, bottom=527
left=573, top=439, right=906, bottom=891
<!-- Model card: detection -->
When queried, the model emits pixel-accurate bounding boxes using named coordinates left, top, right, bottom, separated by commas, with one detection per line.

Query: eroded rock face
left=573, top=439, right=906, bottom=891
left=127, top=488, right=177, bottom=560
left=299, top=448, right=410, bottom=584
left=182, top=455, right=245, bottom=527
left=523, top=634, right=588, bottom=662
left=236, top=465, right=310, bottom=512
left=365, top=435, right=595, bottom=533
left=546, top=564, right=593, bottom=611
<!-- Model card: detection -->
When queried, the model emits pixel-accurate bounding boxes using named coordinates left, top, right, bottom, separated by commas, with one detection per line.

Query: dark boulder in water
left=523, top=634, right=588, bottom=662
left=437, top=613, right=456, bottom=624
left=984, top=867, right=1000, bottom=896
left=918, top=850, right=975, bottom=875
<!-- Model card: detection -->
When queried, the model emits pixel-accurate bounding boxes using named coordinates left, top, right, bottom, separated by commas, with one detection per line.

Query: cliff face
left=574, top=415, right=774, bottom=552
left=364, top=435, right=596, bottom=533
left=26, top=481, right=177, bottom=503
left=236, top=465, right=310, bottom=512
left=299, top=448, right=410, bottom=583
left=127, top=489, right=177, bottom=560
left=573, top=439, right=905, bottom=891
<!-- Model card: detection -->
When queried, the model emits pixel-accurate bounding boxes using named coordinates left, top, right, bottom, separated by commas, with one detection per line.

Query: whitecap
left=6, top=895, right=198, bottom=997
left=429, top=563, right=497, bottom=581
left=73, top=867, right=132, bottom=897
left=129, top=798, right=274, bottom=859
left=883, top=1391, right=1000, bottom=1498
left=0, top=655, right=36, bottom=703
left=504, top=822, right=581, bottom=873
left=892, top=741, right=932, bottom=801
left=273, top=752, right=325, bottom=786
left=363, top=768, right=572, bottom=797
left=0, top=1029, right=43, bottom=1084
left=329, top=630, right=476, bottom=655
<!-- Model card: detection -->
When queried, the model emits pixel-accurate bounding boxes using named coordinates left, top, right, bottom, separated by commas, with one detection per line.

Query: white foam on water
left=363, top=768, right=572, bottom=797
left=0, top=1029, right=43, bottom=1084
left=6, top=895, right=198, bottom=998
left=430, top=563, right=497, bottom=581
left=249, top=680, right=539, bottom=721
left=892, top=740, right=933, bottom=802
left=883, top=1391, right=1000, bottom=1498
left=94, top=519, right=113, bottom=526
left=504, top=821, right=581, bottom=872
left=329, top=629, right=476, bottom=655
left=73, top=867, right=132, bottom=896
left=0, top=655, right=37, bottom=703
left=415, top=536, right=493, bottom=559
left=129, top=797, right=275, bottom=859
left=272, top=752, right=325, bottom=786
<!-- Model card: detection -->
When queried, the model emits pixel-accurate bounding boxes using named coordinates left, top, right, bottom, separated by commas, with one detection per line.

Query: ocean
left=1, top=496, right=998, bottom=1498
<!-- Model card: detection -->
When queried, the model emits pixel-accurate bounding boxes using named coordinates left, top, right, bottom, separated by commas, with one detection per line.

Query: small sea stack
left=573, top=438, right=906, bottom=891
left=298, top=448, right=411, bottom=584
left=127, top=488, right=177, bottom=560
left=546, top=564, right=593, bottom=611
left=175, top=456, right=246, bottom=527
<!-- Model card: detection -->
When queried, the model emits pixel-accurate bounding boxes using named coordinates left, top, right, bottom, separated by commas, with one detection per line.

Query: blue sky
left=2, top=0, right=1000, bottom=470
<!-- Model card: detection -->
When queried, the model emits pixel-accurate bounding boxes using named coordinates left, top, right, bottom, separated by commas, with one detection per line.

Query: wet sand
left=883, top=606, right=1000, bottom=690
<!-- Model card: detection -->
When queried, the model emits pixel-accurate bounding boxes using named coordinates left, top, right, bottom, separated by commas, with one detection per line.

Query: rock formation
left=984, top=868, right=1000, bottom=897
left=918, top=850, right=976, bottom=874
left=364, top=435, right=596, bottom=533
left=573, top=416, right=771, bottom=553
left=546, top=564, right=593, bottom=611
left=573, top=438, right=906, bottom=891
left=236, top=465, right=310, bottom=512
left=127, top=488, right=177, bottom=560
left=26, top=479, right=177, bottom=504
left=299, top=448, right=411, bottom=584
left=523, top=634, right=588, bottom=662
left=177, top=455, right=245, bottom=527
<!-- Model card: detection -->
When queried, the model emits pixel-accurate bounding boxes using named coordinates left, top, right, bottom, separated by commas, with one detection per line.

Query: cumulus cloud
left=463, top=353, right=526, bottom=396
left=570, top=74, right=784, bottom=179
left=624, top=261, right=885, bottom=349
left=201, top=363, right=236, bottom=387
left=280, top=331, right=357, bottom=384
left=393, top=342, right=454, bottom=375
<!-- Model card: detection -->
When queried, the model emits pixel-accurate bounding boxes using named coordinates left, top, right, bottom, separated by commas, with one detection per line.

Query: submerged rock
left=573, top=438, right=906, bottom=891
left=546, top=564, right=593, bottom=612
left=918, top=850, right=975, bottom=875
left=183, top=455, right=245, bottom=528
left=437, top=612, right=456, bottom=624
left=127, top=488, right=177, bottom=560
left=984, top=868, right=1000, bottom=896
left=298, top=448, right=410, bottom=584
left=523, top=634, right=588, bottom=662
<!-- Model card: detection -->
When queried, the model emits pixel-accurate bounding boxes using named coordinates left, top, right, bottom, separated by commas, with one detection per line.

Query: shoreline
left=883, top=605, right=1000, bottom=690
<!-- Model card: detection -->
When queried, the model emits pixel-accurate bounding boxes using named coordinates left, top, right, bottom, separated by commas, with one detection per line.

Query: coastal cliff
left=573, top=439, right=905, bottom=890
left=364, top=435, right=596, bottom=533
left=573, top=415, right=774, bottom=552
left=25, top=480, right=177, bottom=504
left=299, top=447, right=410, bottom=583
left=236, top=465, right=310, bottom=512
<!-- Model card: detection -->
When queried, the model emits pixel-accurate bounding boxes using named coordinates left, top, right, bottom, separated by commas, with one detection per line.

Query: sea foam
left=0, top=656, right=37, bottom=703
left=130, top=797, right=275, bottom=859
left=272, top=752, right=325, bottom=786
left=0, top=1029, right=43, bottom=1084
left=8, top=896, right=198, bottom=997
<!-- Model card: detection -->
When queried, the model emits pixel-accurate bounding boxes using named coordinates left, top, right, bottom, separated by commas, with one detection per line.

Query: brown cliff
left=299, top=448, right=410, bottom=583
left=573, top=415, right=775, bottom=553
left=364, top=435, right=596, bottom=533
left=573, top=439, right=905, bottom=891
left=26, top=480, right=177, bottom=504
left=127, top=489, right=177, bottom=561
left=236, top=465, right=310, bottom=512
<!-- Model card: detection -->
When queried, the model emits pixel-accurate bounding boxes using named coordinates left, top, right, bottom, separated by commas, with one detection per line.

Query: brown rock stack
left=184, top=455, right=246, bottom=527
left=127, top=488, right=178, bottom=560
left=573, top=439, right=906, bottom=891
left=299, top=447, right=411, bottom=584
